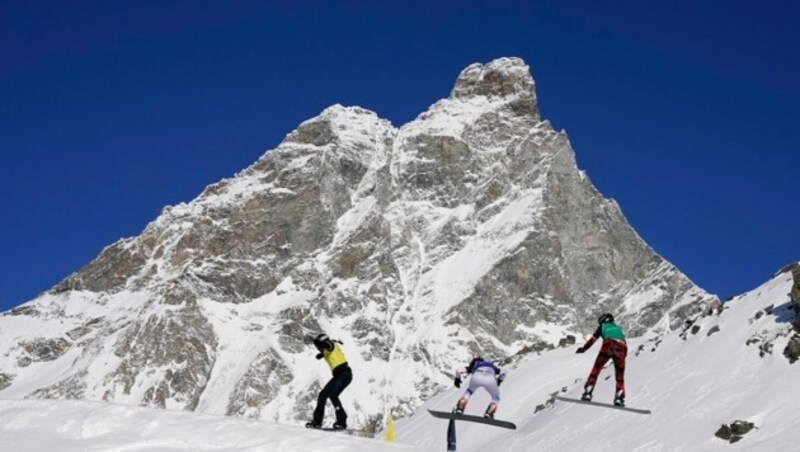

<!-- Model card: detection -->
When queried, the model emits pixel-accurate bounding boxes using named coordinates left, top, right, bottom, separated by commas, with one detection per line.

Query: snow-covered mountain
left=395, top=264, right=800, bottom=451
left=0, top=57, right=715, bottom=432
left=0, top=266, right=795, bottom=451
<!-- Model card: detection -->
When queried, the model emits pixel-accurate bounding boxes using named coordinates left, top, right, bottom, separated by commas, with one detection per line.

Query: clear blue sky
left=1, top=1, right=798, bottom=311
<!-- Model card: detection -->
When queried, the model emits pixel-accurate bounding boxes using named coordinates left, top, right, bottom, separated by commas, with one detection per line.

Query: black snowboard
left=428, top=409, right=517, bottom=430
left=554, top=396, right=651, bottom=414
left=447, top=418, right=456, bottom=451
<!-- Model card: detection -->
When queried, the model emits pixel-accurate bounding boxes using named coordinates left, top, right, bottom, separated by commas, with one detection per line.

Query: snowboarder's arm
left=496, top=369, right=507, bottom=386
left=466, top=358, right=479, bottom=374
left=454, top=367, right=469, bottom=387
left=576, top=327, right=602, bottom=353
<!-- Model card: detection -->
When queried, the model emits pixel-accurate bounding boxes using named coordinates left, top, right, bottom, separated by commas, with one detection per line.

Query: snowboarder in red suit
left=576, top=313, right=627, bottom=406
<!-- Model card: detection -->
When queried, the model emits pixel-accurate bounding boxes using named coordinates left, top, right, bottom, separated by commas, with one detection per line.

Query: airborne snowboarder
left=576, top=313, right=628, bottom=406
left=305, top=333, right=353, bottom=430
left=452, top=357, right=507, bottom=419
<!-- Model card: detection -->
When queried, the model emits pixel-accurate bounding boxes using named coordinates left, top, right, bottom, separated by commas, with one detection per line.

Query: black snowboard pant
left=313, top=364, right=353, bottom=424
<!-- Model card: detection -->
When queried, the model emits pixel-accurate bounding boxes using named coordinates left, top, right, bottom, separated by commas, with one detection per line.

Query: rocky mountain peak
left=283, top=104, right=391, bottom=148
left=450, top=57, right=538, bottom=118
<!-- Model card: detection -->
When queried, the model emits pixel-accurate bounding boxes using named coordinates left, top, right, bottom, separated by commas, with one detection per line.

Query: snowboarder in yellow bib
left=305, top=333, right=353, bottom=430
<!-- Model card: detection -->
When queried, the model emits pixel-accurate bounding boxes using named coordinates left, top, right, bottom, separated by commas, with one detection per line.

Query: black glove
left=454, top=377, right=461, bottom=388
left=575, top=347, right=585, bottom=354
left=315, top=352, right=324, bottom=360
left=496, top=378, right=503, bottom=387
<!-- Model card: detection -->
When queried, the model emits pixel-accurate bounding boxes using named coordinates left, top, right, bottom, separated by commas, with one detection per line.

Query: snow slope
left=0, top=273, right=794, bottom=451
left=395, top=270, right=799, bottom=451
left=0, top=399, right=416, bottom=452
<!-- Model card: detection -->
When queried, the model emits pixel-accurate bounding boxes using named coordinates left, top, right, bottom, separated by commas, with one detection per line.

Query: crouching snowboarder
left=305, top=333, right=353, bottom=430
left=576, top=313, right=627, bottom=406
left=453, top=357, right=507, bottom=419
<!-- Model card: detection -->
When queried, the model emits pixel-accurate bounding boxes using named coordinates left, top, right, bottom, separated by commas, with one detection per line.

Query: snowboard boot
left=332, top=407, right=348, bottom=430
left=613, top=390, right=625, bottom=407
left=454, top=396, right=469, bottom=414
left=581, top=385, right=594, bottom=402
left=305, top=421, right=322, bottom=429
left=484, top=402, right=498, bottom=419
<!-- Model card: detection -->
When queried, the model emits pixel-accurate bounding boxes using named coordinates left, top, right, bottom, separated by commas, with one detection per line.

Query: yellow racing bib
left=323, top=342, right=347, bottom=371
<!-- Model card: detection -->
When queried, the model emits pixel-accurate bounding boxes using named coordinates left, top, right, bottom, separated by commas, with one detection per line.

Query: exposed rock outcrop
left=715, top=420, right=757, bottom=444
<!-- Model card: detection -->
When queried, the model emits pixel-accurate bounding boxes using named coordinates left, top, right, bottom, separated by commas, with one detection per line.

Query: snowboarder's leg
left=307, top=387, right=327, bottom=427
left=311, top=367, right=352, bottom=428
left=586, top=350, right=610, bottom=387
left=455, top=395, right=469, bottom=414
left=332, top=405, right=347, bottom=428
left=485, top=401, right=498, bottom=419
left=584, top=344, right=611, bottom=400
left=611, top=341, right=627, bottom=406
left=472, top=371, right=501, bottom=419
left=328, top=367, right=353, bottom=429
left=455, top=372, right=483, bottom=413
left=455, top=386, right=475, bottom=413
left=311, top=380, right=335, bottom=426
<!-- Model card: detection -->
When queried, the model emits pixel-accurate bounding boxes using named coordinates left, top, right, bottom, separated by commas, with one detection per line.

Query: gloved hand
left=575, top=347, right=585, bottom=354
left=315, top=352, right=324, bottom=360
left=496, top=378, right=503, bottom=387
left=454, top=377, right=462, bottom=388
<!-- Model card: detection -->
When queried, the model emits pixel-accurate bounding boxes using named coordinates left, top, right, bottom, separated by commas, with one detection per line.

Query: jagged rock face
left=775, top=262, right=800, bottom=362
left=775, top=262, right=800, bottom=331
left=785, top=263, right=800, bottom=330
left=0, top=57, right=716, bottom=431
left=226, top=349, right=293, bottom=418
left=107, top=300, right=217, bottom=410
left=0, top=374, right=13, bottom=391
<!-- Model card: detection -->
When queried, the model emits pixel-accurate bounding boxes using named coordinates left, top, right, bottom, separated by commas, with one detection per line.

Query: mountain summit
left=451, top=57, right=537, bottom=106
left=0, top=58, right=715, bottom=431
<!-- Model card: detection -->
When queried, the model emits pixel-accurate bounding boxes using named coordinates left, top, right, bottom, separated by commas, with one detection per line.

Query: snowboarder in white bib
left=453, top=357, right=507, bottom=419
left=576, top=313, right=628, bottom=406
left=305, top=333, right=352, bottom=430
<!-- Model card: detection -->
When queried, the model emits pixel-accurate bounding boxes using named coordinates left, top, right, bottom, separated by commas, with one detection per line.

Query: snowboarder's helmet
left=313, top=333, right=331, bottom=351
left=598, top=313, right=614, bottom=324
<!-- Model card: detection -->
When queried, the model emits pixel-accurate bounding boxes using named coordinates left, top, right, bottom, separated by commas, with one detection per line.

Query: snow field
left=0, top=399, right=417, bottom=452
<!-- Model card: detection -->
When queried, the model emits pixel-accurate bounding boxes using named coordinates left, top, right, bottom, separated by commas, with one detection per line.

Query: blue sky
left=1, top=1, right=798, bottom=311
